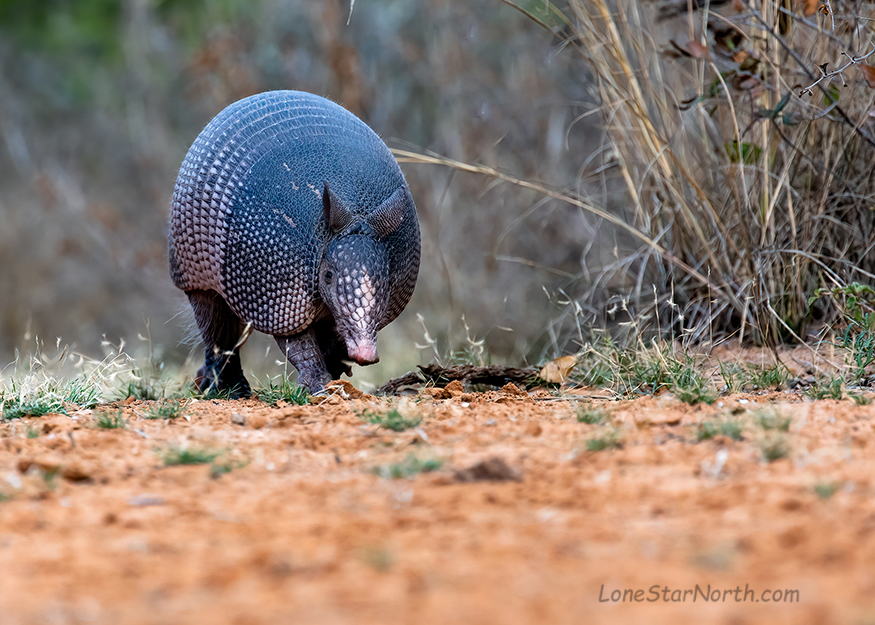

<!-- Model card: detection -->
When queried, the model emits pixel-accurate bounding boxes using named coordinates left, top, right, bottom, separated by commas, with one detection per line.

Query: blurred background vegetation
left=3, top=0, right=875, bottom=389
left=0, top=0, right=602, bottom=386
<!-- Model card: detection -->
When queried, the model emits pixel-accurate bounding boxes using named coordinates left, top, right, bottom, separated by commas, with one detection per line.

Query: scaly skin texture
left=169, top=91, right=420, bottom=394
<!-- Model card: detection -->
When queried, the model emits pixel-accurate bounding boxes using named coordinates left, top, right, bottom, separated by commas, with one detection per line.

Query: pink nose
left=346, top=340, right=379, bottom=365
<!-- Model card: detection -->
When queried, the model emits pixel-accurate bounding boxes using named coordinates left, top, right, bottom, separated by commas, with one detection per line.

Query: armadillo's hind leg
left=186, top=289, right=252, bottom=399
left=275, top=329, right=332, bottom=393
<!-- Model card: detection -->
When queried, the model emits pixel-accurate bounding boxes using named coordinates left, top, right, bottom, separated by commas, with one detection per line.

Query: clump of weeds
left=806, top=377, right=844, bottom=400
left=585, top=428, right=622, bottom=452
left=696, top=419, right=744, bottom=442
left=95, top=409, right=126, bottom=429
left=144, top=399, right=189, bottom=420
left=373, top=454, right=443, bottom=479
left=576, top=405, right=609, bottom=424
left=814, top=481, right=839, bottom=500
left=254, top=376, right=309, bottom=406
left=362, top=408, right=422, bottom=432
left=160, top=447, right=223, bottom=466
left=759, top=434, right=791, bottom=463
left=2, top=375, right=100, bottom=421
left=209, top=459, right=249, bottom=478
left=755, top=408, right=791, bottom=432
left=849, top=393, right=872, bottom=406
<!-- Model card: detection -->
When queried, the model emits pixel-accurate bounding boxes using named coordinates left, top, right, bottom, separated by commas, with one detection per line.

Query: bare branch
left=798, top=41, right=875, bottom=96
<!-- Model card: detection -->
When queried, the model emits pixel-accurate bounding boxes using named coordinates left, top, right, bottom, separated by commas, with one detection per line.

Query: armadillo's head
left=318, top=183, right=408, bottom=366
left=319, top=234, right=388, bottom=364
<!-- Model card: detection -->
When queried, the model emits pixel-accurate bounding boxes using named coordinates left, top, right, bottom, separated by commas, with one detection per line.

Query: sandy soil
left=0, top=379, right=873, bottom=625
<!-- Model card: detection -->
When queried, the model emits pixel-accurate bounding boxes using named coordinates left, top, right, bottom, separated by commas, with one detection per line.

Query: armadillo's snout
left=346, top=339, right=379, bottom=365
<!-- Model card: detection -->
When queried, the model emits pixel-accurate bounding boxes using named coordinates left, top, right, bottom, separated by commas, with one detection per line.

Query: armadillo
left=168, top=90, right=420, bottom=396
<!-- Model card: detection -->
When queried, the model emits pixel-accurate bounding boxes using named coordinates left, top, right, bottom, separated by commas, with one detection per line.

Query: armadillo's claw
left=195, top=362, right=252, bottom=399
left=275, top=330, right=332, bottom=393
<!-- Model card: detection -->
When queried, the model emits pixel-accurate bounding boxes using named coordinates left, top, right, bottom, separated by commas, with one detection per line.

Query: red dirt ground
left=0, top=380, right=873, bottom=624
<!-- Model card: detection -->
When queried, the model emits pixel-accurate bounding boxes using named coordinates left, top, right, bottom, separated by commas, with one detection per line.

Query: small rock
left=634, top=412, right=683, bottom=426
left=231, top=413, right=246, bottom=426
left=61, top=462, right=92, bottom=482
left=500, top=382, right=525, bottom=396
left=325, top=379, right=364, bottom=399
left=454, top=457, right=522, bottom=483
left=128, top=495, right=166, bottom=507
left=248, top=414, right=268, bottom=429
left=524, top=421, right=543, bottom=437
left=18, top=455, right=62, bottom=474
left=420, top=387, right=450, bottom=400
left=493, top=396, right=516, bottom=404
left=444, top=380, right=464, bottom=397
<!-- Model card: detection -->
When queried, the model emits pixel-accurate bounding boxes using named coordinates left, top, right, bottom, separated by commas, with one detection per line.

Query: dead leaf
left=710, top=23, right=744, bottom=55
left=454, top=457, right=522, bottom=482
left=539, top=355, right=577, bottom=384
left=669, top=39, right=708, bottom=59
left=685, top=40, right=708, bottom=58
left=732, top=50, right=749, bottom=64
left=801, top=0, right=817, bottom=14
left=860, top=64, right=875, bottom=88
left=324, top=379, right=364, bottom=399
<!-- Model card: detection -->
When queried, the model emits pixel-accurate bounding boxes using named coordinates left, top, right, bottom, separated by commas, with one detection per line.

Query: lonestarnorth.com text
left=598, top=584, right=800, bottom=603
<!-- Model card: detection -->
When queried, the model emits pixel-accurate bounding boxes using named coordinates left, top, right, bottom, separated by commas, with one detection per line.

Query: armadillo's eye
left=324, top=270, right=333, bottom=283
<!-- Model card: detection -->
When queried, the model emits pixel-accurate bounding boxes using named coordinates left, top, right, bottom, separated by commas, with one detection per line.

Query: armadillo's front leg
left=187, top=289, right=252, bottom=399
left=274, top=329, right=333, bottom=393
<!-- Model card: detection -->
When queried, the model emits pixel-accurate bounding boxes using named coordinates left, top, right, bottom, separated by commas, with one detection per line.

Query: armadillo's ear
left=366, top=188, right=407, bottom=238
left=323, top=181, right=353, bottom=233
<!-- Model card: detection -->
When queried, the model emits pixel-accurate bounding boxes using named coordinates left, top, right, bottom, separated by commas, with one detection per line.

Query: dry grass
left=560, top=0, right=875, bottom=345
left=404, top=0, right=875, bottom=351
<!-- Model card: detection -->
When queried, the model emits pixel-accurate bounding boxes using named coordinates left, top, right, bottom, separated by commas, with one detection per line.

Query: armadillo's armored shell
left=169, top=91, right=420, bottom=336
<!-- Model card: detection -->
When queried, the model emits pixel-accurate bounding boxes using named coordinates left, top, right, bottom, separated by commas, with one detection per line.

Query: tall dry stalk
left=567, top=0, right=875, bottom=344
left=482, top=0, right=875, bottom=347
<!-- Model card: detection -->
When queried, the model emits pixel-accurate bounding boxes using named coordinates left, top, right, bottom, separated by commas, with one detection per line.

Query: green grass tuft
left=745, top=365, right=791, bottom=390
left=144, top=399, right=188, bottom=420
left=674, top=385, right=717, bottom=406
left=849, top=393, right=872, bottom=406
left=63, top=377, right=102, bottom=408
left=363, top=409, right=422, bottom=432
left=814, top=481, right=839, bottom=500
left=254, top=377, right=309, bottom=406
left=372, top=454, right=443, bottom=479
left=759, top=435, right=791, bottom=462
left=209, top=459, right=248, bottom=478
left=806, top=377, right=844, bottom=400
left=585, top=428, right=622, bottom=452
left=160, top=447, right=223, bottom=466
left=576, top=405, right=608, bottom=424
left=358, top=546, right=394, bottom=572
left=96, top=409, right=126, bottom=429
left=187, top=385, right=239, bottom=401
left=1, top=374, right=101, bottom=421
left=756, top=409, right=791, bottom=432
left=2, top=395, right=65, bottom=421
left=696, top=419, right=744, bottom=442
